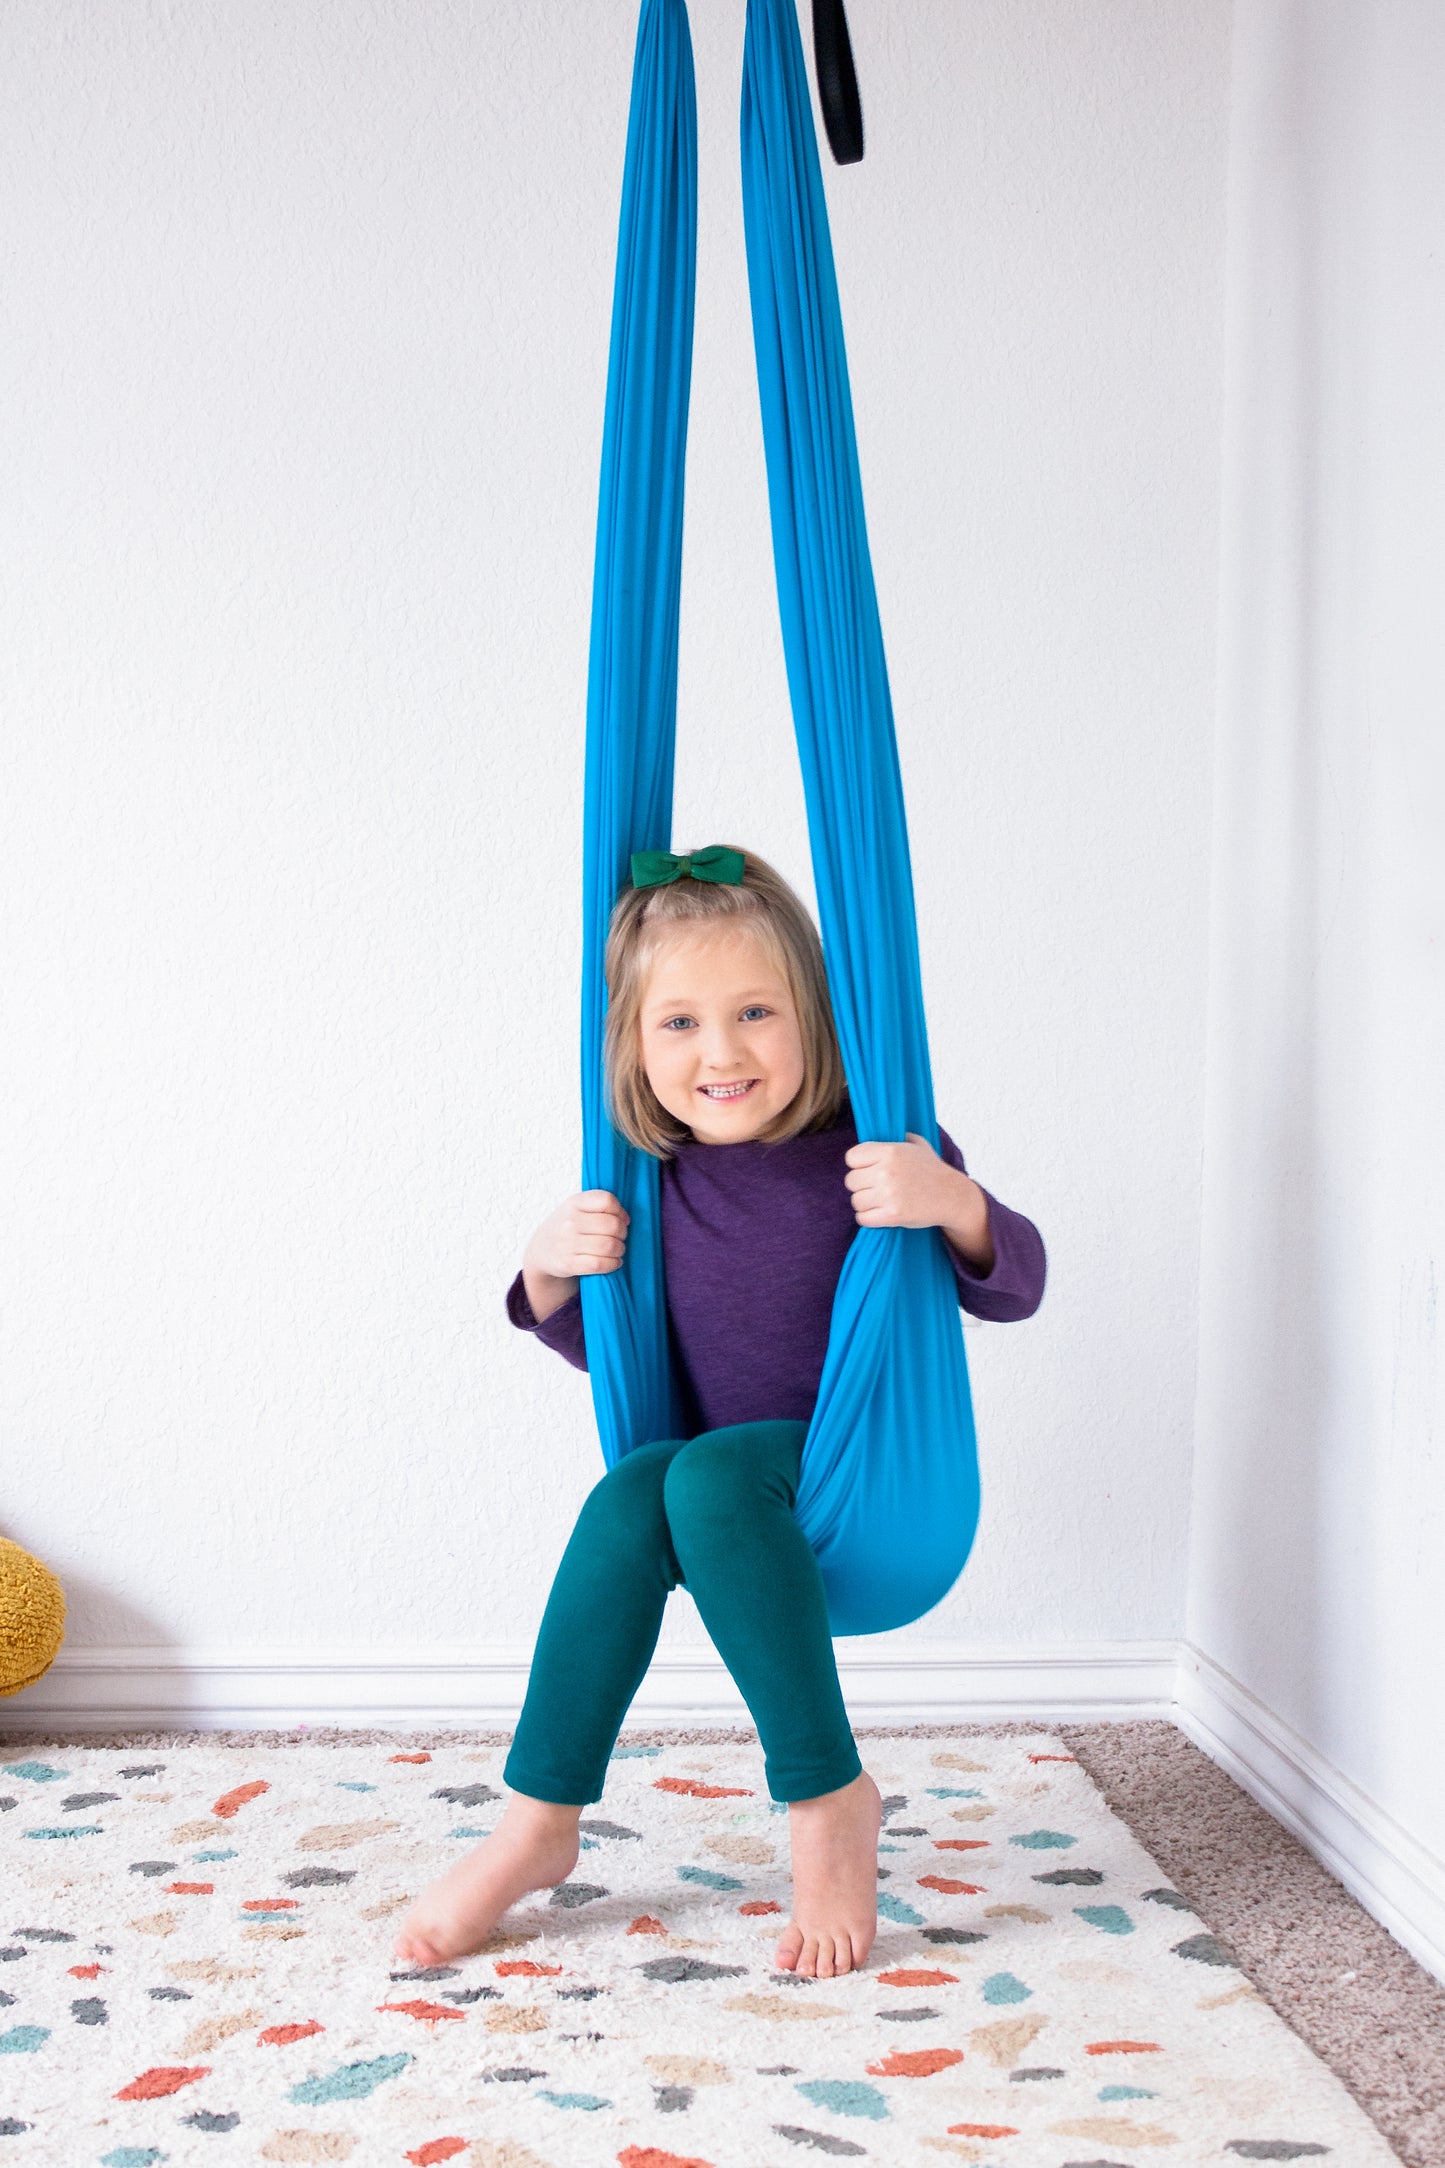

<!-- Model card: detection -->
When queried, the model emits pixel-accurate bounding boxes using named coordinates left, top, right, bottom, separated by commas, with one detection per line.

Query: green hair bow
left=630, top=845, right=746, bottom=889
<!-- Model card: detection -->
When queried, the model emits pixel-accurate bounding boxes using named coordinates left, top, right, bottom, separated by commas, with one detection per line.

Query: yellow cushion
left=0, top=1536, right=66, bottom=1696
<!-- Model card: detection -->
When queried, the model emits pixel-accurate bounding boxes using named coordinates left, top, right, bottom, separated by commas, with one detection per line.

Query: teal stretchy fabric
left=502, top=1421, right=861, bottom=1806
left=577, top=0, right=980, bottom=1636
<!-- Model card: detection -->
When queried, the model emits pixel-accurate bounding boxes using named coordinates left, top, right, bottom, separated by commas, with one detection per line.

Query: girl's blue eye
left=740, top=1006, right=770, bottom=1022
left=662, top=1015, right=695, bottom=1031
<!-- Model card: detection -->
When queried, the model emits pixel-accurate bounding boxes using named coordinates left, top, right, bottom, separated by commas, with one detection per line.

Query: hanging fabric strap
left=578, top=0, right=695, bottom=1463
left=579, top=0, right=979, bottom=1636
left=811, top=0, right=864, bottom=166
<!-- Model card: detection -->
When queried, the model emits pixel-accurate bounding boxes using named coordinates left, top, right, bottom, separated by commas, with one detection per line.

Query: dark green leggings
left=503, top=1419, right=862, bottom=1805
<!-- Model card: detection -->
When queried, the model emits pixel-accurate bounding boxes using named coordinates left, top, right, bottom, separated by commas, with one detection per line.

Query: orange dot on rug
left=257, top=2020, right=324, bottom=2046
left=165, top=1882, right=214, bottom=1896
left=212, top=1779, right=270, bottom=1819
left=738, top=1900, right=781, bottom=1916
left=949, top=2124, right=1019, bottom=2139
left=618, top=2149, right=716, bottom=2168
left=865, top=2047, right=964, bottom=2078
left=628, top=1916, right=667, bottom=1936
left=1086, top=2038, right=1162, bottom=2054
left=405, top=2142, right=468, bottom=2166
left=934, top=1839, right=989, bottom=1851
left=496, top=1960, right=562, bottom=1977
left=115, top=2065, right=211, bottom=2101
left=390, top=1753, right=432, bottom=1764
left=377, top=2000, right=465, bottom=2025
left=917, top=1875, right=983, bottom=1895
left=877, top=1968, right=957, bottom=1988
left=653, top=1778, right=752, bottom=1798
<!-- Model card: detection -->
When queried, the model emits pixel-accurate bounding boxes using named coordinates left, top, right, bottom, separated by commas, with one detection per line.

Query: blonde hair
left=603, top=848, right=847, bottom=1157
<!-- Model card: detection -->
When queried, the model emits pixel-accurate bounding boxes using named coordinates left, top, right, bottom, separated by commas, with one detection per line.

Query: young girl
left=396, top=849, right=1046, bottom=1979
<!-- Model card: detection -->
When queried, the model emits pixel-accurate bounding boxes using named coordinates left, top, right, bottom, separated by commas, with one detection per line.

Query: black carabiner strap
left=812, top=0, right=864, bottom=164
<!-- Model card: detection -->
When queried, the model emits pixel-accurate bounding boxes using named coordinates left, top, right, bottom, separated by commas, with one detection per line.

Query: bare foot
left=392, top=1795, right=583, bottom=1967
left=774, top=1769, right=881, bottom=1978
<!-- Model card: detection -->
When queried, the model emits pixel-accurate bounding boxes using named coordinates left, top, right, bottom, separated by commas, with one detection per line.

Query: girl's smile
left=639, top=925, right=807, bottom=1143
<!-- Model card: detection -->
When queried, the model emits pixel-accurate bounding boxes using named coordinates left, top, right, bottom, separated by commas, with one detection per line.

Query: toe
left=774, top=1927, right=802, bottom=1971
left=815, top=1934, right=837, bottom=1979
left=797, top=1936, right=819, bottom=1978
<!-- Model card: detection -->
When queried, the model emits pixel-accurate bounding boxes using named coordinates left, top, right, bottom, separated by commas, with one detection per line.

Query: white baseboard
left=1176, top=1644, right=1445, bottom=1987
left=8, top=1635, right=1442, bottom=1988
left=3, top=1637, right=1178, bottom=1732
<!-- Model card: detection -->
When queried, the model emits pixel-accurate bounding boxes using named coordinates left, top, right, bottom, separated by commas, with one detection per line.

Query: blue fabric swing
left=577, top=0, right=980, bottom=1637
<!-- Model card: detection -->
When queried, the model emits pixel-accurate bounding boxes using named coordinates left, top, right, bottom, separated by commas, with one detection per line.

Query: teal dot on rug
left=23, top=1826, right=102, bottom=1839
left=449, top=1825, right=490, bottom=1839
left=875, top=1892, right=924, bottom=1926
left=927, top=1787, right=983, bottom=1798
left=336, top=1781, right=376, bottom=1792
left=100, top=2150, right=167, bottom=2167
left=288, top=2052, right=412, bottom=2105
left=5, top=1762, right=68, bottom=1782
left=610, top=1745, right=660, bottom=1758
left=537, top=2091, right=611, bottom=2111
left=191, top=1850, right=236, bottom=1863
left=0, top=2026, right=50, bottom=2053
left=1009, top=1829, right=1076, bottom=1849
left=1074, top=1904, right=1135, bottom=1935
left=677, top=1865, right=743, bottom=1891
left=795, top=2080, right=890, bottom=2121
left=982, top=1973, right=1032, bottom=2005
left=1100, top=2084, right=1158, bottom=2100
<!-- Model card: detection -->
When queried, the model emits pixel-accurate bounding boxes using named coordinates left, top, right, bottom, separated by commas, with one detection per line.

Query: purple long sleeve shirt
left=506, top=1110, right=1046, bottom=1435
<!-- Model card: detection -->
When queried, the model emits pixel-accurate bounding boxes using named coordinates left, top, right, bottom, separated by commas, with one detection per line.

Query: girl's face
left=638, top=922, right=807, bottom=1144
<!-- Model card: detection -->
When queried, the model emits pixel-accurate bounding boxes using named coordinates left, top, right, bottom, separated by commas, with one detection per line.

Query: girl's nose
left=699, top=1025, right=745, bottom=1069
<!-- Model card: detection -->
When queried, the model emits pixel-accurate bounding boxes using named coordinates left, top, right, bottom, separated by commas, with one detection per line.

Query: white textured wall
left=1191, top=0, right=1445, bottom=1855
left=0, top=1, right=1228, bottom=1658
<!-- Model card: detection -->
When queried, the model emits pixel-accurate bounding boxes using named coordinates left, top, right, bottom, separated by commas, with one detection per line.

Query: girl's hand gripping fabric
left=521, top=1189, right=629, bottom=1325
left=845, top=1131, right=995, bottom=1275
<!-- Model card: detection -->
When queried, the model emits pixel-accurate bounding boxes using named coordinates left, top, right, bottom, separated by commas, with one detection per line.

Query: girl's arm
left=844, top=1127, right=1047, bottom=1323
left=506, top=1269, right=588, bottom=1371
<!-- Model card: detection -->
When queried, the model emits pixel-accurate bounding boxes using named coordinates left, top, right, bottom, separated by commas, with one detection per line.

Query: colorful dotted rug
left=0, top=1731, right=1400, bottom=2167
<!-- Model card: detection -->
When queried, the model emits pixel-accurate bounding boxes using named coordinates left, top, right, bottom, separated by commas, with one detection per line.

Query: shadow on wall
left=1205, top=0, right=1380, bottom=1774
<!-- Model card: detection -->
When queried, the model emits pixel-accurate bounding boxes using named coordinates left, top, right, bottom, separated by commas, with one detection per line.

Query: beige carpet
left=1, top=1720, right=1439, bottom=2165
left=1059, top=1723, right=1445, bottom=2168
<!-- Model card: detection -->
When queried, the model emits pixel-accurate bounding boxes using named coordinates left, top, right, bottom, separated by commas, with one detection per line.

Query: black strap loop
left=812, top=0, right=864, bottom=165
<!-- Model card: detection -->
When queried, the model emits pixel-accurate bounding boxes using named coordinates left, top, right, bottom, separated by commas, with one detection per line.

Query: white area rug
left=0, top=1730, right=1400, bottom=2166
